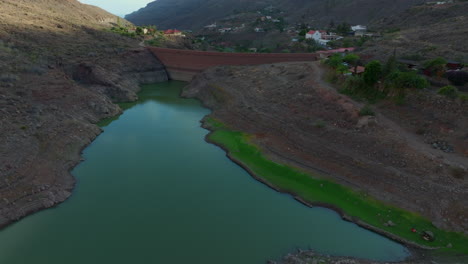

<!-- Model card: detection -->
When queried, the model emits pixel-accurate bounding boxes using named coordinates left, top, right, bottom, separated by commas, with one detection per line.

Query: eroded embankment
left=0, top=48, right=168, bottom=228
left=181, top=61, right=468, bottom=258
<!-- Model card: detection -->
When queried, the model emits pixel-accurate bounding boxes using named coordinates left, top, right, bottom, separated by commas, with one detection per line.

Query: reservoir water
left=0, top=82, right=410, bottom=263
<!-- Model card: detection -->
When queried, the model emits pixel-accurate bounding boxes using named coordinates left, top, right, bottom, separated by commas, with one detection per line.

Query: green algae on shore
left=204, top=116, right=468, bottom=256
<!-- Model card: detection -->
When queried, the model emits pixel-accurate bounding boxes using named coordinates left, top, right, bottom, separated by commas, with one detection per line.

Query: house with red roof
left=164, top=29, right=183, bottom=36
left=305, top=30, right=326, bottom=41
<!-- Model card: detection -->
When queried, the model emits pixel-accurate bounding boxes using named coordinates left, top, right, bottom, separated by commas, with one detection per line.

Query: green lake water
left=0, top=81, right=410, bottom=263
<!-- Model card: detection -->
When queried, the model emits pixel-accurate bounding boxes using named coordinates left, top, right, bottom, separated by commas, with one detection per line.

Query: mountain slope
left=125, top=0, right=426, bottom=30
left=361, top=1, right=468, bottom=62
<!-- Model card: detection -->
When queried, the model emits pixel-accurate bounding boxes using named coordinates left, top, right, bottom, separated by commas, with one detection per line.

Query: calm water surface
left=0, top=82, right=410, bottom=263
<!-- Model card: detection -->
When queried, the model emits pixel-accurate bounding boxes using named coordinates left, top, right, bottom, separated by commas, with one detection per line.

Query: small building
left=164, top=29, right=183, bottom=36
left=349, top=66, right=366, bottom=75
left=351, top=25, right=367, bottom=37
left=446, top=61, right=463, bottom=70
left=254, top=27, right=264, bottom=33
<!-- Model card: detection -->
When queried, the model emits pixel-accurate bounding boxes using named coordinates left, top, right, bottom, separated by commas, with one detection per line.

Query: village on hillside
left=108, top=3, right=467, bottom=92
left=110, top=5, right=378, bottom=54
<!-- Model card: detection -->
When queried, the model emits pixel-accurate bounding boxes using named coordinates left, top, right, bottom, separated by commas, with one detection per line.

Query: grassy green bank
left=205, top=117, right=468, bottom=256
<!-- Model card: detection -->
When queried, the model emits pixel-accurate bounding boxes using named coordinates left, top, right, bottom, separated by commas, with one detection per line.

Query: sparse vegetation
left=359, top=105, right=375, bottom=116
left=450, top=167, right=466, bottom=179
left=438, top=85, right=459, bottom=99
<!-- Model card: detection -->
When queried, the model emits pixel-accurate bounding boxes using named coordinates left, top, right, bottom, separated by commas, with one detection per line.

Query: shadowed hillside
left=0, top=0, right=167, bottom=228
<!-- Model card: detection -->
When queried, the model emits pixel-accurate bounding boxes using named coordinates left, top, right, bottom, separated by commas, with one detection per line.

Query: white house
left=351, top=25, right=367, bottom=36
left=305, top=30, right=329, bottom=45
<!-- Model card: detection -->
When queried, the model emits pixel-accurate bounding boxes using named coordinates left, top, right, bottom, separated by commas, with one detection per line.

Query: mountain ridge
left=125, top=0, right=427, bottom=30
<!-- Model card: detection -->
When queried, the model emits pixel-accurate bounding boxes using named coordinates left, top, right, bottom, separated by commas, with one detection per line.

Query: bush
left=314, top=119, right=326, bottom=128
left=459, top=93, right=468, bottom=102
left=423, top=57, right=447, bottom=76
left=450, top=167, right=466, bottom=179
left=385, top=71, right=429, bottom=92
left=344, top=75, right=366, bottom=91
left=359, top=105, right=375, bottom=116
left=438, top=85, right=459, bottom=99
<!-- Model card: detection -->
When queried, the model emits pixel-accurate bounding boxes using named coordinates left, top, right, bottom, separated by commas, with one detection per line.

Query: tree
left=298, top=29, right=307, bottom=36
left=325, top=53, right=343, bottom=68
left=336, top=22, right=351, bottom=35
left=343, top=54, right=359, bottom=65
left=363, top=61, right=382, bottom=86
left=136, top=27, right=143, bottom=35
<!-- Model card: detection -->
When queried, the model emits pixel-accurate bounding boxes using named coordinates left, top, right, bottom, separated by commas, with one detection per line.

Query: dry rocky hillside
left=183, top=62, right=468, bottom=235
left=0, top=0, right=167, bottom=227
left=125, top=0, right=425, bottom=30
left=361, top=1, right=468, bottom=62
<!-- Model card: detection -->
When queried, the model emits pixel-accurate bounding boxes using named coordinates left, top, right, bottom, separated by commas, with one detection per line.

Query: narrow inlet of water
left=0, top=81, right=410, bottom=263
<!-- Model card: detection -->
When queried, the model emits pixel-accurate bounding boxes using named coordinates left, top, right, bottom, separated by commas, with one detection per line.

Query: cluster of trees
left=110, top=25, right=158, bottom=38
left=326, top=53, right=429, bottom=102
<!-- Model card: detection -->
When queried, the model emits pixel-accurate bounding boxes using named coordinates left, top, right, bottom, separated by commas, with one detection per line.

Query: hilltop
left=0, top=0, right=167, bottom=227
left=125, top=0, right=425, bottom=30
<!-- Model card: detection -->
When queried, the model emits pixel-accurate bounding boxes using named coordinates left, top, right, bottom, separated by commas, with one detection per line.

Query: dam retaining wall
left=148, top=47, right=319, bottom=81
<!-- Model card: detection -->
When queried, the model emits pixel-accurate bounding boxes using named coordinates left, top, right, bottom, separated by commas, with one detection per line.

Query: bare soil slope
left=183, top=62, right=468, bottom=235
left=361, top=2, right=468, bottom=62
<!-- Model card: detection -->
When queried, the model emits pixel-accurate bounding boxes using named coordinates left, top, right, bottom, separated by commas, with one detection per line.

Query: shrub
left=459, top=93, right=468, bottom=102
left=385, top=71, right=429, bottom=92
left=450, top=167, right=466, bottom=179
left=438, top=85, right=459, bottom=99
left=344, top=75, right=366, bottom=91
left=423, top=57, right=447, bottom=76
left=314, top=119, right=326, bottom=128
left=359, top=105, right=375, bottom=116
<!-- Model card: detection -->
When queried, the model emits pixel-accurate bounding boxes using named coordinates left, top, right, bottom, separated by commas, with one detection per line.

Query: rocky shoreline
left=182, top=61, right=468, bottom=262
left=0, top=48, right=168, bottom=229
